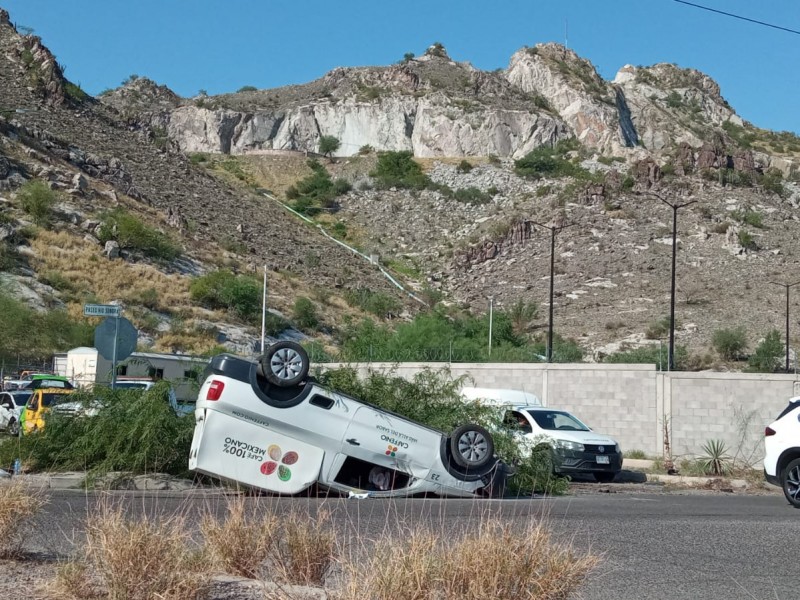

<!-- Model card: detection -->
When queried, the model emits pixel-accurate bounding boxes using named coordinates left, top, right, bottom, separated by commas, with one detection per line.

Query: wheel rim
left=457, top=430, right=489, bottom=464
left=787, top=464, right=800, bottom=501
left=270, top=347, right=304, bottom=381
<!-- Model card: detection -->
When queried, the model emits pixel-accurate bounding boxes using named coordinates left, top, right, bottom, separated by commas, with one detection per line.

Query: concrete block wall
left=323, top=361, right=800, bottom=461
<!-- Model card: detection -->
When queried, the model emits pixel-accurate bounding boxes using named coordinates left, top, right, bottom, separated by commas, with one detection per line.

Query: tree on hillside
left=319, top=135, right=340, bottom=159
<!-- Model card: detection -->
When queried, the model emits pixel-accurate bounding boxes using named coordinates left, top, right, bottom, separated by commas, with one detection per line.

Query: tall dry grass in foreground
left=0, top=480, right=47, bottom=558
left=82, top=503, right=208, bottom=600
left=200, top=495, right=280, bottom=579
left=337, top=518, right=599, bottom=600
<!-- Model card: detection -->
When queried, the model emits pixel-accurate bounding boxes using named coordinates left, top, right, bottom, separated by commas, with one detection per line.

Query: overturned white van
left=189, top=343, right=510, bottom=498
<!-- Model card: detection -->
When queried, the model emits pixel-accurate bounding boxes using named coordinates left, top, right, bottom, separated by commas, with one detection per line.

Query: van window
left=503, top=410, right=532, bottom=434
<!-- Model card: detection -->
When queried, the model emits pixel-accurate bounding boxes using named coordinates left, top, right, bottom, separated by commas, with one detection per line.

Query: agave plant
left=700, top=439, right=731, bottom=476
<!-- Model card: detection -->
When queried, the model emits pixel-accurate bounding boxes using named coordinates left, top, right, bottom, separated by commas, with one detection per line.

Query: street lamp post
left=531, top=220, right=573, bottom=362
left=650, top=193, right=696, bottom=371
left=770, top=280, right=800, bottom=372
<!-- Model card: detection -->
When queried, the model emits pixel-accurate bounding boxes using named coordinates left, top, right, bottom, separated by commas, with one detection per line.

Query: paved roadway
left=26, top=488, right=797, bottom=600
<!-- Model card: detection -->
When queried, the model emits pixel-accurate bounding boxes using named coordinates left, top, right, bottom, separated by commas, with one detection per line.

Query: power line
left=672, top=0, right=800, bottom=35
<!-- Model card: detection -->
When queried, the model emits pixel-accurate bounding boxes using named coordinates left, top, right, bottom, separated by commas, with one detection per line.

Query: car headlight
left=555, top=439, right=585, bottom=452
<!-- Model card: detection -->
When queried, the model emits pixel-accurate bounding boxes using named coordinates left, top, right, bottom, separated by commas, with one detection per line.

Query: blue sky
left=4, top=1, right=798, bottom=134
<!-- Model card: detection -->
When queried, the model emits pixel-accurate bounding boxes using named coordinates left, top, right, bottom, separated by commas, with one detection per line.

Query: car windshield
left=525, top=409, right=591, bottom=432
left=40, top=393, right=73, bottom=407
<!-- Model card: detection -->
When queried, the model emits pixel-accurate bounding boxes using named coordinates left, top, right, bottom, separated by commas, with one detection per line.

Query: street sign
left=94, top=316, right=138, bottom=362
left=84, top=304, right=121, bottom=318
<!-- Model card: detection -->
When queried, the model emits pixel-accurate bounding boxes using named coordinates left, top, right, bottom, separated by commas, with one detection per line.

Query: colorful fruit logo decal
left=385, top=444, right=398, bottom=457
left=259, top=444, right=299, bottom=481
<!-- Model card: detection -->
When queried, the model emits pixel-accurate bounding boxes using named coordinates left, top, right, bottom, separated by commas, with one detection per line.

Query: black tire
left=260, top=341, right=309, bottom=388
left=449, top=424, right=494, bottom=470
left=7, top=418, right=18, bottom=437
left=782, top=457, right=800, bottom=508
left=594, top=471, right=617, bottom=483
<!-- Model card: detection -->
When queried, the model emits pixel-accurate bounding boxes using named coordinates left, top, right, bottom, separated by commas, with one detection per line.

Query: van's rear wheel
left=260, top=342, right=309, bottom=387
left=449, top=424, right=494, bottom=470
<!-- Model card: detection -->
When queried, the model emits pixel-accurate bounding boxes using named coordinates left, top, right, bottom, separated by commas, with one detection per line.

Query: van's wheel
left=260, top=342, right=309, bottom=387
left=449, top=424, right=494, bottom=470
left=7, top=418, right=18, bottom=437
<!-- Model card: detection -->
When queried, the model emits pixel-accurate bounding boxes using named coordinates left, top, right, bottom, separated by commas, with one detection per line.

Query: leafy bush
left=665, top=91, right=683, bottom=108
left=731, top=208, right=764, bottom=228
left=343, top=288, right=402, bottom=318
left=456, top=160, right=473, bottom=173
left=645, top=316, right=672, bottom=340
left=97, top=208, right=180, bottom=261
left=318, top=135, right=340, bottom=157
left=738, top=229, right=757, bottom=251
left=370, top=151, right=430, bottom=190
left=358, top=145, right=374, bottom=155
left=16, top=179, right=55, bottom=226
left=64, top=82, right=89, bottom=103
left=0, top=291, right=93, bottom=362
left=190, top=270, right=262, bottom=323
left=293, top=297, right=319, bottom=330
left=747, top=330, right=783, bottom=372
left=0, top=384, right=194, bottom=476
left=514, top=139, right=591, bottom=180
left=712, top=327, right=747, bottom=360
left=603, top=344, right=687, bottom=370
left=286, top=159, right=350, bottom=216
left=453, top=186, right=491, bottom=205
left=237, top=85, right=257, bottom=92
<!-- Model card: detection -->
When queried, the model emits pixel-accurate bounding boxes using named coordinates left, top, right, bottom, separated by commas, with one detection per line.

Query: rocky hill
left=2, top=7, right=800, bottom=365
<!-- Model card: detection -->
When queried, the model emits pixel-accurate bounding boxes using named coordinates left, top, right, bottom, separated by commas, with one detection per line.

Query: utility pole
left=649, top=192, right=696, bottom=371
left=531, top=220, right=573, bottom=362
left=770, top=280, right=800, bottom=373
left=260, top=264, right=267, bottom=354
left=488, top=296, right=494, bottom=357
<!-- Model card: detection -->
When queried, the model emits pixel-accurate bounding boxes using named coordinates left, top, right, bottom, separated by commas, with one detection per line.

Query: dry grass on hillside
left=31, top=230, right=191, bottom=310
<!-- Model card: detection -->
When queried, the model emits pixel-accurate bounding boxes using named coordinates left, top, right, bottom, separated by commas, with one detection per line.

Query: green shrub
left=747, top=330, right=783, bottom=372
left=190, top=270, right=262, bottom=323
left=370, top=151, right=430, bottom=190
left=16, top=179, right=55, bottom=226
left=665, top=91, right=683, bottom=108
left=97, top=209, right=180, bottom=261
left=712, top=327, right=747, bottom=360
left=343, top=288, right=402, bottom=318
left=456, top=160, right=473, bottom=173
left=287, top=160, right=350, bottom=216
left=293, top=297, right=319, bottom=330
left=0, top=291, right=93, bottom=362
left=64, top=82, right=89, bottom=103
left=738, top=229, right=756, bottom=251
left=318, top=135, right=340, bottom=157
left=513, top=139, right=591, bottom=180
left=645, top=316, right=672, bottom=340
left=237, top=85, right=257, bottom=92
left=453, top=187, right=491, bottom=205
left=189, top=153, right=208, bottom=165
left=0, top=384, right=194, bottom=476
left=603, top=344, right=687, bottom=370
left=358, top=145, right=374, bottom=155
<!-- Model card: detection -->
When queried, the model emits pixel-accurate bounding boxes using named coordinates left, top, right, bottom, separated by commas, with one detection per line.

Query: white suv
left=764, top=396, right=800, bottom=507
left=189, top=342, right=510, bottom=498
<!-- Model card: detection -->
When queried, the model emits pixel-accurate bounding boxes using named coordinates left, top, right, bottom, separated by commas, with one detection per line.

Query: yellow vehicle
left=22, top=388, right=76, bottom=433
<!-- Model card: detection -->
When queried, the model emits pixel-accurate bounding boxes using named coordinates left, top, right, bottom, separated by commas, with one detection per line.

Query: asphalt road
left=24, top=488, right=797, bottom=600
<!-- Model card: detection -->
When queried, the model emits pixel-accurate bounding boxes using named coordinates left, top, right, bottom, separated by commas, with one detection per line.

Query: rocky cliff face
left=125, top=41, right=751, bottom=162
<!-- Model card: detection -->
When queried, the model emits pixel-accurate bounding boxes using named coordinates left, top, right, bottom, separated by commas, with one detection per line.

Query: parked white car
left=0, top=390, right=30, bottom=436
left=764, top=396, right=800, bottom=507
left=189, top=342, right=509, bottom=498
left=461, top=387, right=622, bottom=482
